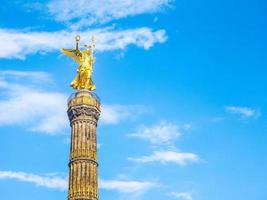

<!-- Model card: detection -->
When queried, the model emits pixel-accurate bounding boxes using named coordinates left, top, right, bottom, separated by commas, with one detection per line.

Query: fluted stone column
left=67, top=90, right=101, bottom=200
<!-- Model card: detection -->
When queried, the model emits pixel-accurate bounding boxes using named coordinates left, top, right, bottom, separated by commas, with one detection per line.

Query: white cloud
left=47, top=0, right=173, bottom=28
left=0, top=70, right=68, bottom=134
left=0, top=70, right=147, bottom=134
left=99, top=179, right=157, bottom=194
left=129, top=150, right=199, bottom=166
left=101, top=104, right=147, bottom=124
left=0, top=27, right=167, bottom=59
left=168, top=192, right=193, bottom=200
left=0, top=70, right=52, bottom=83
left=225, top=106, right=260, bottom=119
left=0, top=89, right=68, bottom=134
left=129, top=121, right=185, bottom=146
left=0, top=171, right=68, bottom=191
left=128, top=122, right=199, bottom=166
left=0, top=170, right=155, bottom=195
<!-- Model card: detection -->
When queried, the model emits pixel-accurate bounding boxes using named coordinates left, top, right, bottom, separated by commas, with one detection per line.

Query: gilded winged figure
left=61, top=35, right=96, bottom=91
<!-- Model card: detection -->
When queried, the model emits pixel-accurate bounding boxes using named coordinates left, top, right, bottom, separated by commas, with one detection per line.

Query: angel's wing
left=61, top=48, right=82, bottom=63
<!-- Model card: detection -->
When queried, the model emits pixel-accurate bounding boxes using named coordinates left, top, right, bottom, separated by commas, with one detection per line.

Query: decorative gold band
left=70, top=149, right=97, bottom=160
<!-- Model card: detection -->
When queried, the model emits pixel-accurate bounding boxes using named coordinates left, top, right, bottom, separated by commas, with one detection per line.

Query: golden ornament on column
left=62, top=35, right=96, bottom=91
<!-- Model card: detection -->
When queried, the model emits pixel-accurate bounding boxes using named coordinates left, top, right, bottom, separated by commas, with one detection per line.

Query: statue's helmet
left=84, top=45, right=91, bottom=55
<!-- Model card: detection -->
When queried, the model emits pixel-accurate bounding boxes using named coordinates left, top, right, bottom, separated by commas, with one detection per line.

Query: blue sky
left=0, top=0, right=267, bottom=199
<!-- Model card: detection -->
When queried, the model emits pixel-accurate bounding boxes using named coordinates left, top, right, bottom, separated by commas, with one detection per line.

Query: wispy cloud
left=128, top=150, right=199, bottom=166
left=0, top=171, right=67, bottom=191
left=0, top=70, right=53, bottom=83
left=0, top=27, right=166, bottom=59
left=0, top=89, right=68, bottom=134
left=168, top=192, right=193, bottom=200
left=0, top=70, right=68, bottom=134
left=0, top=70, right=147, bottom=134
left=101, top=104, right=148, bottom=124
left=225, top=106, right=260, bottom=119
left=99, top=179, right=157, bottom=194
left=129, top=121, right=190, bottom=146
left=46, top=0, right=173, bottom=29
left=128, top=122, right=199, bottom=166
left=0, top=170, right=156, bottom=195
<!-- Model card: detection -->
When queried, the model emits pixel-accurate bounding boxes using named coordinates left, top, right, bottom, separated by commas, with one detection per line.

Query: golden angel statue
left=61, top=35, right=96, bottom=91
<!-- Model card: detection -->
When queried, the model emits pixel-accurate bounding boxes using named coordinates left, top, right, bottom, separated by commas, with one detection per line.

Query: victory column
left=62, top=35, right=101, bottom=200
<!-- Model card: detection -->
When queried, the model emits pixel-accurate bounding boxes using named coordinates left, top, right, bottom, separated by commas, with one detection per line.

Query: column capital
left=68, top=105, right=100, bottom=122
